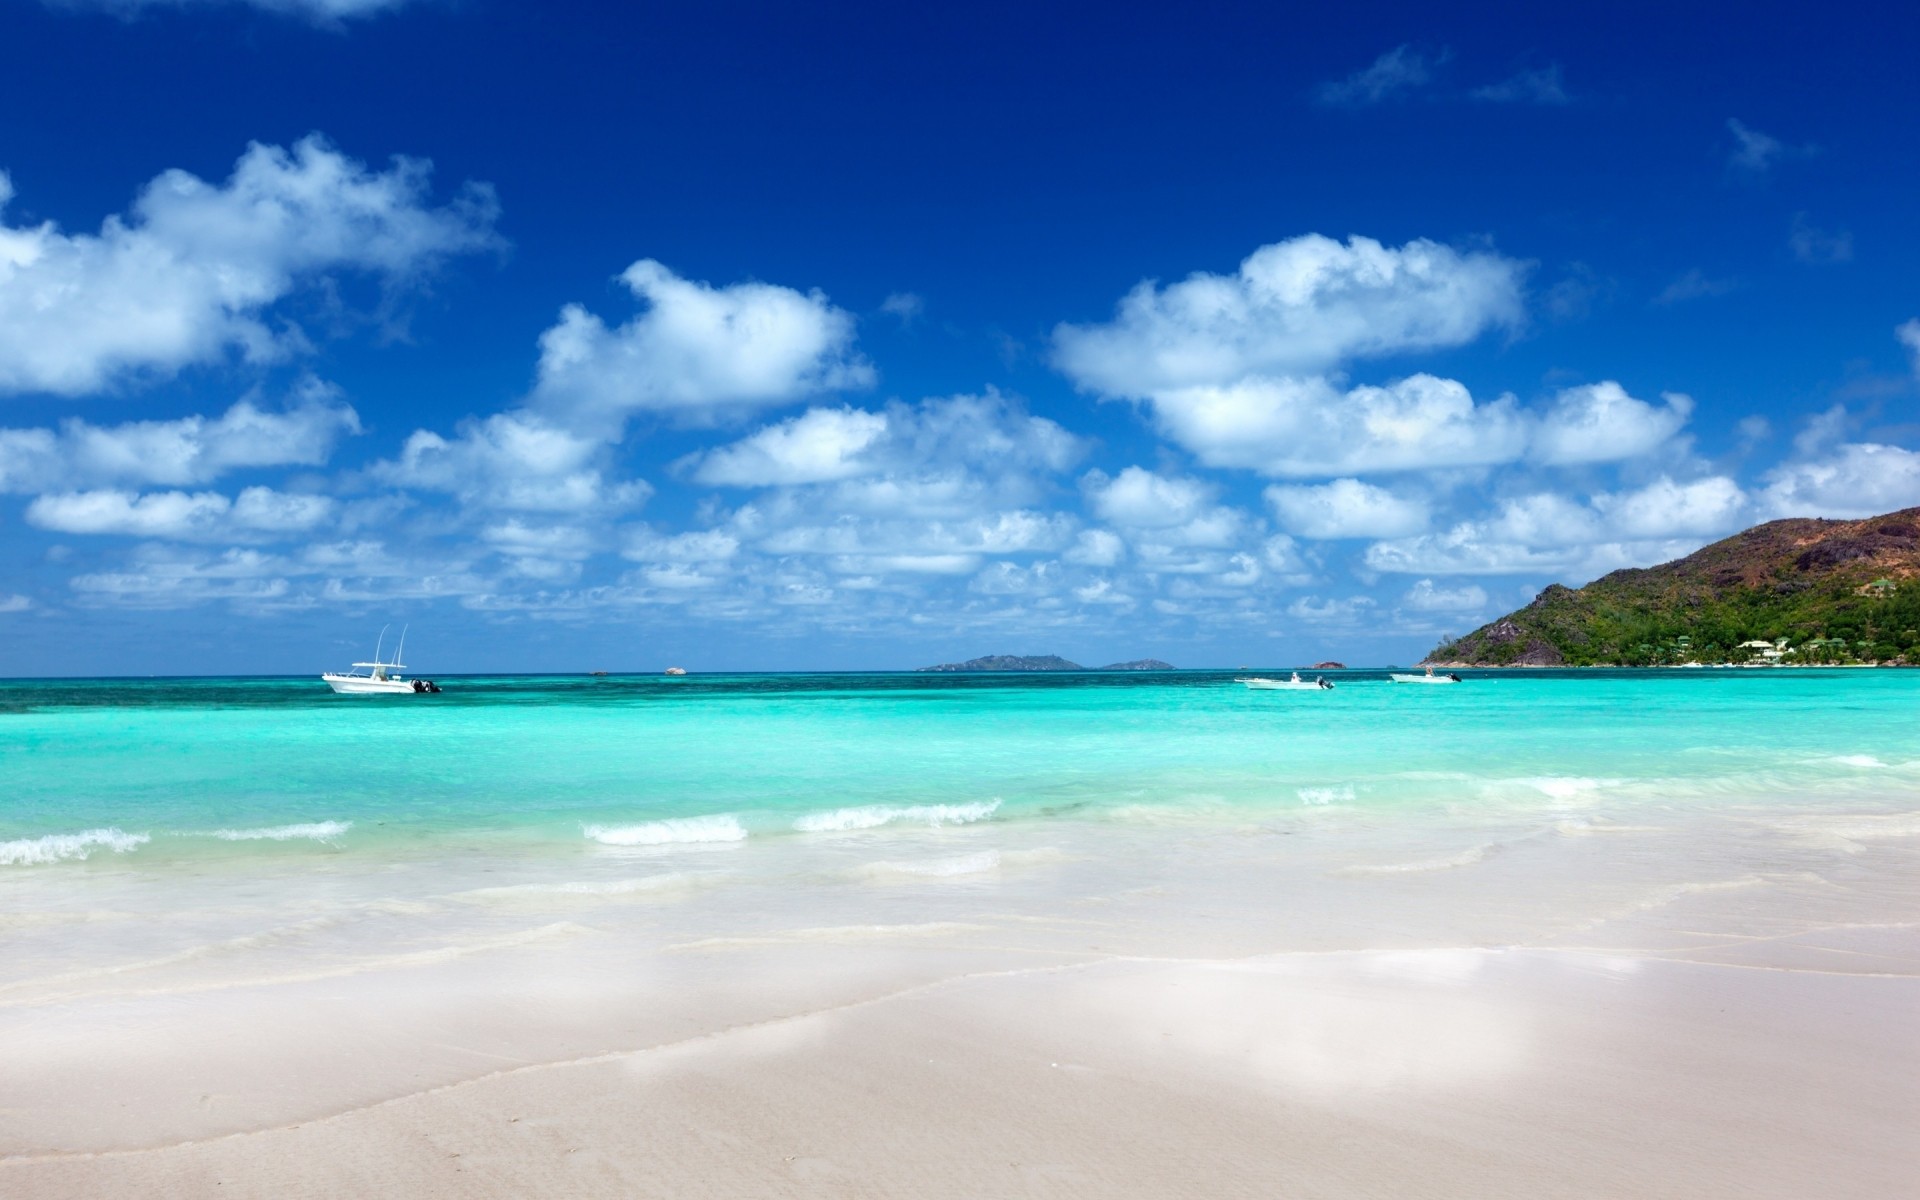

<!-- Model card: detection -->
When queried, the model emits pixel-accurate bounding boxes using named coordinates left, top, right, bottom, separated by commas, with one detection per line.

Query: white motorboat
left=1238, top=672, right=1334, bottom=691
left=322, top=626, right=441, bottom=695
left=1390, top=667, right=1461, bottom=685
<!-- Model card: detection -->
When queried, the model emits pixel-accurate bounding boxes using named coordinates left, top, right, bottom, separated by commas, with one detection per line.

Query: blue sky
left=1, top=0, right=1917, bottom=674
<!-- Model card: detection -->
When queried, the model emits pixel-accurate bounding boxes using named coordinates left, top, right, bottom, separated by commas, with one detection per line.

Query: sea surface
left=4, top=667, right=1918, bottom=871
left=7, top=667, right=1920, bottom=1158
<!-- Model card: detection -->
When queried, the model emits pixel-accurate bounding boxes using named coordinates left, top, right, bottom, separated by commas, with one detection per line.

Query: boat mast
left=395, top=624, right=408, bottom=669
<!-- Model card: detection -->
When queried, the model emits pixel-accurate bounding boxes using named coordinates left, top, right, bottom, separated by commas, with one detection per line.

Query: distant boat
left=1238, top=672, right=1334, bottom=691
left=322, top=626, right=440, bottom=695
left=1390, top=667, right=1461, bottom=685
left=663, top=667, right=687, bottom=676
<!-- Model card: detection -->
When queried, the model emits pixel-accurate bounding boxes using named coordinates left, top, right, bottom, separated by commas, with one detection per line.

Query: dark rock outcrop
left=916, top=654, right=1085, bottom=672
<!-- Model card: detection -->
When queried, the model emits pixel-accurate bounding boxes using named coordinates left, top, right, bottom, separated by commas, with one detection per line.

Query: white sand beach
left=5, top=805, right=1916, bottom=1198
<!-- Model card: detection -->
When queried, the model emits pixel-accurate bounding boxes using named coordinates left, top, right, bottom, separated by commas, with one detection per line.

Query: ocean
left=5, top=667, right=1919, bottom=1168
left=4, top=668, right=1917, bottom=866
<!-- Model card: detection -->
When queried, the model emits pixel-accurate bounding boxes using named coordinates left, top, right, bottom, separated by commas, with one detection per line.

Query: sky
left=1, top=0, right=1917, bottom=675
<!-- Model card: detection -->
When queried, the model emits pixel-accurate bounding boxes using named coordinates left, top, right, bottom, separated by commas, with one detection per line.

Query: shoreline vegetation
left=1426, top=506, right=1920, bottom=668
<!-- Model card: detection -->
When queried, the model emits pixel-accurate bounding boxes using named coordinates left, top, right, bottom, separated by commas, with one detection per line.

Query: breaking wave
left=0, top=827, right=148, bottom=867
left=583, top=815, right=748, bottom=846
left=794, top=799, right=1000, bottom=832
left=1297, top=785, right=1355, bottom=806
left=208, top=821, right=352, bottom=843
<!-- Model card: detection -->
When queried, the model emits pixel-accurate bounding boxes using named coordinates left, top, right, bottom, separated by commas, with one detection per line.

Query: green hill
left=1426, top=508, right=1920, bottom=667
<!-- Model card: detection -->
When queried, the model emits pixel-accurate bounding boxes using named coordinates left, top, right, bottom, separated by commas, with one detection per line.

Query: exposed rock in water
left=1312, top=661, right=1345, bottom=669
left=915, top=654, right=1085, bottom=672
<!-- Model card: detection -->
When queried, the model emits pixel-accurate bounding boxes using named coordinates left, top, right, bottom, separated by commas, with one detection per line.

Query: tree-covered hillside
left=1427, top=510, right=1920, bottom=666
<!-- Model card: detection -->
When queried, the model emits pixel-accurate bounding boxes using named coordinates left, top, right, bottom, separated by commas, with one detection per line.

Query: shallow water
left=5, top=668, right=1918, bottom=866
left=4, top=669, right=1918, bottom=1160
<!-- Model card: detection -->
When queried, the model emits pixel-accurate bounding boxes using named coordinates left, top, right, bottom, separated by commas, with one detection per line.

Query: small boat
left=1238, top=672, right=1334, bottom=691
left=322, top=626, right=441, bottom=695
left=1390, top=667, right=1461, bottom=685
left=663, top=666, right=688, bottom=676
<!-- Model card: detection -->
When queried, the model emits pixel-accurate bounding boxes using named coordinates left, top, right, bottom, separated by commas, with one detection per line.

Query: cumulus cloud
left=1896, top=319, right=1920, bottom=379
left=1530, top=384, right=1692, bottom=466
left=529, top=259, right=872, bottom=432
left=1403, top=579, right=1489, bottom=612
left=1266, top=478, right=1428, bottom=538
left=374, top=411, right=647, bottom=514
left=689, top=407, right=889, bottom=486
left=1364, top=477, right=1748, bottom=577
left=26, top=486, right=335, bottom=541
left=1758, top=443, right=1920, bottom=519
left=1314, top=45, right=1442, bottom=107
left=0, top=594, right=31, bottom=613
left=0, top=379, right=359, bottom=492
left=1083, top=466, right=1214, bottom=528
left=1143, top=373, right=1529, bottom=477
left=1053, top=234, right=1526, bottom=396
left=1471, top=65, right=1569, bottom=105
left=0, top=136, right=499, bottom=396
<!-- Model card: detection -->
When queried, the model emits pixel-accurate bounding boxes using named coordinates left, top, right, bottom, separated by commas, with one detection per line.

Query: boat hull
left=1238, top=678, right=1329, bottom=691
left=322, top=675, right=426, bottom=695
left=1389, top=674, right=1457, bottom=685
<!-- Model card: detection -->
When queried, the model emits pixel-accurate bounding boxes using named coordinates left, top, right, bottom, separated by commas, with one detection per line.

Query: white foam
left=208, top=820, right=352, bottom=843
left=0, top=827, right=148, bottom=867
left=1524, top=777, right=1613, bottom=800
left=1340, top=843, right=1496, bottom=875
left=794, top=799, right=1000, bottom=832
left=1297, top=785, right=1355, bottom=806
left=860, top=849, right=1003, bottom=878
left=583, top=814, right=748, bottom=846
left=457, top=873, right=716, bottom=902
left=1824, top=754, right=1888, bottom=769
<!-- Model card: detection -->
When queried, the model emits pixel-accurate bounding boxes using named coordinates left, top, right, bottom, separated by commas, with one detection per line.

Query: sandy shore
left=6, top=947, right=1916, bottom=1198
left=5, top=807, right=1918, bottom=1197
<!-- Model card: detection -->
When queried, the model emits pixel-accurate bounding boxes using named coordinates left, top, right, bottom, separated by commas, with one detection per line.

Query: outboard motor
left=412, top=679, right=426, bottom=693
left=426, top=681, right=441, bottom=693
left=1448, top=672, right=1462, bottom=682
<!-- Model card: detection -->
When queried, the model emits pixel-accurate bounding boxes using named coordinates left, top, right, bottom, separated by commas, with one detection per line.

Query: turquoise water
left=5, top=668, right=1919, bottom=867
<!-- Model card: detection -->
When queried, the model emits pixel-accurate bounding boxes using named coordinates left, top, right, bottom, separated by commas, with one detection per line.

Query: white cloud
left=1759, top=443, right=1920, bottom=519
left=1267, top=478, right=1428, bottom=538
left=1052, top=234, right=1526, bottom=397
left=1314, top=45, right=1441, bottom=107
left=1530, top=383, right=1691, bottom=466
left=375, top=411, right=648, bottom=514
left=1363, top=481, right=1743, bottom=578
left=26, top=486, right=335, bottom=540
left=1897, top=319, right=1920, bottom=379
left=1654, top=269, right=1737, bottom=305
left=1591, top=475, right=1747, bottom=537
left=1083, top=466, right=1213, bottom=528
left=1063, top=528, right=1125, bottom=567
left=529, top=259, right=871, bottom=432
left=1727, top=118, right=1811, bottom=173
left=690, top=406, right=889, bottom=486
left=1789, top=214, right=1853, bottom=265
left=0, top=136, right=498, bottom=396
left=47, top=0, right=411, bottom=24
left=879, top=292, right=924, bottom=325
left=0, top=380, right=359, bottom=492
left=1403, top=579, right=1488, bottom=612
left=1471, top=65, right=1569, bottom=105
left=1144, top=373, right=1529, bottom=477
left=0, top=594, right=30, bottom=613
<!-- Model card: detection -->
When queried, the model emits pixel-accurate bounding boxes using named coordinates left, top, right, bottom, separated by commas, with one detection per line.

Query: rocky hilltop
left=915, top=655, right=1177, bottom=672
left=1428, top=508, right=1920, bottom=667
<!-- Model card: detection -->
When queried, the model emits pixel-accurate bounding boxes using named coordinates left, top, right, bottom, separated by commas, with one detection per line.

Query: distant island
left=915, top=655, right=1176, bottom=672
left=1427, top=508, right=1920, bottom=667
